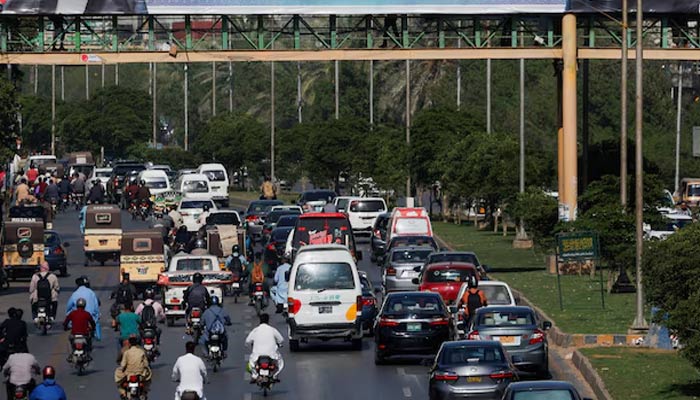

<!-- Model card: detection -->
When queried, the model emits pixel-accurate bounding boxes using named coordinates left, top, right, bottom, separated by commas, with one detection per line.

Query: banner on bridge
left=0, top=0, right=568, bottom=15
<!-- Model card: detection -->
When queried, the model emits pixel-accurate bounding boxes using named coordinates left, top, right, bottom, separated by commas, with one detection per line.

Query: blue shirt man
left=79, top=205, right=87, bottom=235
left=201, top=299, right=231, bottom=352
left=29, top=378, right=67, bottom=400
left=66, top=278, right=102, bottom=340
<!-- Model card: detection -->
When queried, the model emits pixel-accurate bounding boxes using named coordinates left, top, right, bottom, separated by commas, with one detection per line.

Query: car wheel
left=289, top=339, right=300, bottom=352
left=374, top=350, right=386, bottom=365
left=351, top=338, right=362, bottom=351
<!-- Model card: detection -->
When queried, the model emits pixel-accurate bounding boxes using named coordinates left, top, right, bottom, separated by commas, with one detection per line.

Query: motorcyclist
left=66, top=276, right=102, bottom=341
left=172, top=341, right=207, bottom=400
left=271, top=255, right=291, bottom=314
left=457, top=275, right=488, bottom=327
left=29, top=262, right=60, bottom=322
left=183, top=273, right=211, bottom=334
left=135, top=289, right=165, bottom=345
left=110, top=273, right=137, bottom=329
left=201, top=296, right=231, bottom=358
left=70, top=173, right=85, bottom=204
left=44, top=179, right=60, bottom=203
left=57, top=176, right=71, bottom=201
left=186, top=230, right=207, bottom=254
left=195, top=204, right=211, bottom=229
left=87, top=178, right=105, bottom=204
left=29, top=365, right=67, bottom=400
left=136, top=180, right=152, bottom=207
left=173, top=225, right=190, bottom=252
left=168, top=204, right=184, bottom=230
left=114, top=335, right=151, bottom=400
left=124, top=178, right=139, bottom=209
left=259, top=176, right=277, bottom=200
left=0, top=308, right=29, bottom=365
left=116, top=303, right=141, bottom=354
left=225, top=244, right=248, bottom=275
left=245, top=313, right=284, bottom=382
left=63, top=298, right=96, bottom=355
left=248, top=258, right=268, bottom=306
left=15, top=178, right=36, bottom=205
left=2, top=350, right=39, bottom=399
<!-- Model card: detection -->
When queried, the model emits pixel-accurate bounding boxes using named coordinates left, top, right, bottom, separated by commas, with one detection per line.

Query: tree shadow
left=488, top=266, right=545, bottom=273
left=658, top=381, right=700, bottom=397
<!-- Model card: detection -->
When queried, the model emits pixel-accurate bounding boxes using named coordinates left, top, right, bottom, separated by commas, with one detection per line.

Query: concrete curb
left=572, top=349, right=614, bottom=400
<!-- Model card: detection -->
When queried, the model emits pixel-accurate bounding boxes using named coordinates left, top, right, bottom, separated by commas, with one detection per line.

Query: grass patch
left=580, top=347, right=700, bottom=400
left=433, top=221, right=636, bottom=334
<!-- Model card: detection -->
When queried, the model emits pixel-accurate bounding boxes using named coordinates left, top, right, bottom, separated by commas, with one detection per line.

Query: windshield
left=476, top=310, right=535, bottom=326
left=350, top=200, right=386, bottom=213
left=267, top=210, right=301, bottom=223
left=44, top=232, right=60, bottom=246
left=481, top=285, right=513, bottom=305
left=389, top=236, right=436, bottom=249
left=395, top=218, right=430, bottom=235
left=207, top=213, right=240, bottom=226
left=391, top=249, right=433, bottom=263
left=30, top=158, right=56, bottom=167
left=180, top=201, right=214, bottom=210
left=425, top=268, right=475, bottom=283
left=513, top=391, right=574, bottom=400
left=277, top=215, right=298, bottom=227
left=302, top=191, right=336, bottom=203
left=384, top=294, right=443, bottom=315
left=429, top=253, right=479, bottom=266
left=96, top=170, right=112, bottom=178
left=271, top=228, right=293, bottom=242
left=336, top=198, right=350, bottom=211
left=175, top=258, right=214, bottom=271
left=247, top=201, right=284, bottom=215
left=294, top=263, right=355, bottom=291
left=202, top=170, right=226, bottom=182
left=440, top=345, right=506, bottom=365
left=145, top=179, right=168, bottom=189
left=688, top=184, right=700, bottom=197
left=183, top=180, right=208, bottom=193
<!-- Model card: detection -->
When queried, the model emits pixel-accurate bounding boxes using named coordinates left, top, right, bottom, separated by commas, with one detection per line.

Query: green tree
left=508, top=187, right=559, bottom=249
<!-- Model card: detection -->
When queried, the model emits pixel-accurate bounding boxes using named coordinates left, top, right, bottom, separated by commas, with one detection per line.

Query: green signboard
left=557, top=231, right=599, bottom=260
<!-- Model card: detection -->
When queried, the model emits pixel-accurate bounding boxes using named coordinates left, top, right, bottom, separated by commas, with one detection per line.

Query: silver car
left=429, top=340, right=516, bottom=400
left=382, top=246, right=434, bottom=293
left=466, top=306, right=551, bottom=378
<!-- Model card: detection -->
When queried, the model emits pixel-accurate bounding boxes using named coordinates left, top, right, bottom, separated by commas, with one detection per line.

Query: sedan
left=245, top=200, right=284, bottom=239
left=263, top=226, right=293, bottom=267
left=414, top=262, right=479, bottom=305
left=383, top=246, right=434, bottom=293
left=261, top=210, right=300, bottom=243
left=502, top=381, right=592, bottom=400
left=374, top=292, right=452, bottom=364
left=44, top=231, right=69, bottom=277
left=380, top=235, right=439, bottom=264
left=429, top=340, right=516, bottom=400
left=466, top=306, right=551, bottom=378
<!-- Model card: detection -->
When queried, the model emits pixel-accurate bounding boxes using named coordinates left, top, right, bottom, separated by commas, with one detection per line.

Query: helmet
left=140, top=180, right=146, bottom=185
left=129, top=177, right=137, bottom=184
left=193, top=272, right=204, bottom=284
left=468, top=275, right=478, bottom=289
left=231, top=244, right=240, bottom=254
left=42, top=365, right=56, bottom=380
left=144, top=288, right=155, bottom=299
left=75, top=275, right=90, bottom=287
left=194, top=239, right=206, bottom=249
left=76, top=298, right=87, bottom=308
left=202, top=204, right=210, bottom=212
left=211, top=295, right=220, bottom=306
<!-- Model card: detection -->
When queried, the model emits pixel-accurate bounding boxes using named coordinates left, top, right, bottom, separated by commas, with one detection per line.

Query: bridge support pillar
left=560, top=13, right=578, bottom=221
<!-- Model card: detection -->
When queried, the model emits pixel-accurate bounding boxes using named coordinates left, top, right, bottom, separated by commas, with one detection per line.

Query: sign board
left=694, top=126, right=700, bottom=157
left=557, top=231, right=599, bottom=261
left=80, top=54, right=103, bottom=63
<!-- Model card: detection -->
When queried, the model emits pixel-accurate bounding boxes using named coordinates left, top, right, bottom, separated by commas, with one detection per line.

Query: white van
left=346, top=197, right=387, bottom=235
left=287, top=244, right=364, bottom=351
left=197, top=163, right=229, bottom=207
left=175, top=173, right=213, bottom=200
left=138, top=169, right=170, bottom=195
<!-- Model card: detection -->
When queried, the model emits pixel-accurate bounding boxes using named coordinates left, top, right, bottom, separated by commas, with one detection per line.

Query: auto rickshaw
left=2, top=219, right=44, bottom=280
left=83, top=204, right=122, bottom=266
left=120, top=230, right=166, bottom=295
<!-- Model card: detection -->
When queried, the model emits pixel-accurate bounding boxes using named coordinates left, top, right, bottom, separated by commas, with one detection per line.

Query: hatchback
left=374, top=292, right=452, bottom=364
left=429, top=340, right=516, bottom=400
left=415, top=262, right=479, bottom=305
left=383, top=246, right=434, bottom=293
left=44, top=230, right=69, bottom=277
left=466, top=306, right=551, bottom=377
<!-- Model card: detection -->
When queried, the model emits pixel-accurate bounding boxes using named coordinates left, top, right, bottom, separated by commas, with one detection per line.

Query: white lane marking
left=243, top=393, right=252, bottom=400
left=244, top=353, right=250, bottom=361
left=245, top=322, right=252, bottom=327
left=403, top=387, right=412, bottom=398
left=397, top=367, right=406, bottom=376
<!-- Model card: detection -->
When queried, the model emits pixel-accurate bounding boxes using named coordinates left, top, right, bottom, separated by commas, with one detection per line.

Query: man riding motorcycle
left=29, top=262, right=60, bottom=322
left=66, top=276, right=102, bottom=341
left=110, top=273, right=137, bottom=329
left=2, top=350, right=39, bottom=399
left=114, top=336, right=151, bottom=400
left=172, top=341, right=207, bottom=400
left=245, top=313, right=284, bottom=382
left=136, top=180, right=152, bottom=209
left=201, top=296, right=231, bottom=357
left=0, top=308, right=29, bottom=366
left=135, top=288, right=165, bottom=345
left=29, top=365, right=67, bottom=400
left=225, top=245, right=248, bottom=275
left=63, top=298, right=96, bottom=356
left=271, top=255, right=291, bottom=314
left=183, top=273, right=211, bottom=334
left=86, top=178, right=105, bottom=204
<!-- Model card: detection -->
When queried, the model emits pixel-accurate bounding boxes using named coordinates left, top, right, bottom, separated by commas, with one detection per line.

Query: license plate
left=129, top=383, right=138, bottom=389
left=497, top=336, right=518, bottom=346
left=74, top=350, right=84, bottom=355
left=210, top=346, right=220, bottom=353
left=191, top=319, right=200, bottom=324
left=44, top=249, right=49, bottom=255
left=318, top=306, right=333, bottom=314
left=467, top=377, right=482, bottom=383
left=232, top=283, right=240, bottom=288
left=402, top=271, right=418, bottom=278
left=260, top=369, right=269, bottom=376
left=99, top=240, right=107, bottom=245
left=254, top=291, right=264, bottom=296
left=406, top=322, right=422, bottom=332
left=38, top=312, right=46, bottom=318
left=144, top=344, right=153, bottom=350
left=137, top=268, right=148, bottom=275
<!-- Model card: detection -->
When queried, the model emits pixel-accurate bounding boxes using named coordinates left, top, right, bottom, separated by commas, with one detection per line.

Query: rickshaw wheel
left=100, top=260, right=105, bottom=266
left=83, top=259, right=88, bottom=267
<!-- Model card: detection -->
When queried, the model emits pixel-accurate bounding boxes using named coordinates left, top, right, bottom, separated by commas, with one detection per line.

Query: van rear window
left=203, top=170, right=226, bottom=181
left=294, top=263, right=355, bottom=291
left=395, top=218, right=429, bottom=235
left=293, top=218, right=353, bottom=248
left=183, top=181, right=208, bottom=192
left=350, top=200, right=386, bottom=213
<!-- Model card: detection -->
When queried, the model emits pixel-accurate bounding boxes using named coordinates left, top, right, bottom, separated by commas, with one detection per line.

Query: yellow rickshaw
left=83, top=204, right=122, bottom=266
left=120, top=231, right=166, bottom=294
left=2, top=219, right=44, bottom=280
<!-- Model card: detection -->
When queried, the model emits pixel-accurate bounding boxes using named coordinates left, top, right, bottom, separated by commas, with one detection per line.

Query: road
left=1, top=205, right=593, bottom=400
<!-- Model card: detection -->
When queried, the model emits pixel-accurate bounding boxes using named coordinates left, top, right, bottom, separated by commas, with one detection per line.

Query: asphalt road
left=0, top=206, right=593, bottom=400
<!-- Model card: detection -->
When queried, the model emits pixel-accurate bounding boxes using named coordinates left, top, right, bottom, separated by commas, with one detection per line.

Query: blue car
left=44, top=231, right=69, bottom=277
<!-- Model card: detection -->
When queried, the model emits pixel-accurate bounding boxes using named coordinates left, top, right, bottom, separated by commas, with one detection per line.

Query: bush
left=508, top=187, right=558, bottom=249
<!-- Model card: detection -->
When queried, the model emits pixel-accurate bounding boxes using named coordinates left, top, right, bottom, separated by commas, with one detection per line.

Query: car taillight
left=246, top=215, right=258, bottom=222
left=373, top=229, right=381, bottom=238
left=14, top=391, right=25, bottom=398
left=489, top=371, right=514, bottom=380
left=361, top=297, right=375, bottom=307
left=297, top=226, right=306, bottom=232
left=53, top=247, right=63, bottom=255
left=378, top=318, right=399, bottom=327
left=529, top=329, right=546, bottom=345
left=467, top=330, right=481, bottom=340
left=157, top=274, right=169, bottom=286
left=429, top=318, right=450, bottom=326
left=433, top=371, right=459, bottom=381
left=288, top=297, right=302, bottom=314
left=386, top=266, right=396, bottom=276
left=356, top=295, right=362, bottom=314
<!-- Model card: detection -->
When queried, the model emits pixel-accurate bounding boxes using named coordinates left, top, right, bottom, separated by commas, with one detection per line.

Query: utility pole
left=115, top=64, right=119, bottom=86
left=33, top=65, right=38, bottom=95
left=297, top=62, right=302, bottom=123
left=85, top=65, right=89, bottom=100
left=405, top=60, right=411, bottom=199
left=457, top=20, right=462, bottom=110
left=675, top=64, right=684, bottom=193
left=620, top=0, right=628, bottom=205
left=270, top=60, right=276, bottom=180
left=211, top=62, right=216, bottom=116
left=152, top=63, right=157, bottom=147
left=184, top=64, right=189, bottom=151
left=486, top=59, right=492, bottom=133
left=60, top=66, right=64, bottom=101
left=369, top=60, right=374, bottom=127
left=334, top=60, right=339, bottom=120
left=101, top=63, right=105, bottom=88
left=632, top=0, right=648, bottom=331
left=51, top=65, right=56, bottom=155
left=228, top=62, right=233, bottom=112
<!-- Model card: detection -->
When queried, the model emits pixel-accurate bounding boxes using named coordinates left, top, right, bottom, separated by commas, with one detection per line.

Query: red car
left=412, top=262, right=479, bottom=304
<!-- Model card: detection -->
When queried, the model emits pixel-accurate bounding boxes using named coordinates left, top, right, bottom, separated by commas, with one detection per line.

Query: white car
left=287, top=244, right=364, bottom=351
left=197, top=163, right=229, bottom=207
left=138, top=169, right=171, bottom=195
left=178, top=198, right=217, bottom=232
left=175, top=173, right=213, bottom=200
left=346, top=197, right=387, bottom=235
left=87, top=167, right=112, bottom=192
left=644, top=212, right=693, bottom=241
left=453, top=280, right=517, bottom=338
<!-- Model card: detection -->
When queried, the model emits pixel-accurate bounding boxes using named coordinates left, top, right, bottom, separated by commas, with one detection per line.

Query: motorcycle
left=229, top=273, right=242, bottom=303
left=207, top=333, right=224, bottom=372
left=252, top=282, right=267, bottom=316
left=34, top=302, right=51, bottom=335
left=139, top=199, right=150, bottom=221
left=129, top=200, right=140, bottom=220
left=72, top=193, right=84, bottom=210
left=142, top=327, right=159, bottom=362
left=180, top=391, right=200, bottom=400
left=69, top=335, right=91, bottom=375
left=13, top=385, right=29, bottom=400
left=188, top=308, right=203, bottom=343
left=254, top=356, right=278, bottom=397
left=122, top=375, right=147, bottom=400
left=59, top=194, right=69, bottom=213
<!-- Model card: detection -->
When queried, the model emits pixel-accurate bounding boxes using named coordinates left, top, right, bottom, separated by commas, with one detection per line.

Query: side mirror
left=543, top=321, right=552, bottom=330
left=413, top=266, right=422, bottom=273
left=355, top=251, right=363, bottom=261
left=411, top=278, right=420, bottom=285
left=63, top=242, right=70, bottom=247
left=448, top=306, right=458, bottom=314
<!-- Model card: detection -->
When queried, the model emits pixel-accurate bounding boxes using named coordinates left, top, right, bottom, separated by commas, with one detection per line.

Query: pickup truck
left=157, top=253, right=232, bottom=326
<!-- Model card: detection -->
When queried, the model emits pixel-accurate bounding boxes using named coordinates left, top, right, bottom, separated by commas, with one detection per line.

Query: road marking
left=245, top=322, right=252, bottom=327
left=243, top=393, right=252, bottom=400
left=403, top=387, right=412, bottom=398
left=397, top=367, right=406, bottom=376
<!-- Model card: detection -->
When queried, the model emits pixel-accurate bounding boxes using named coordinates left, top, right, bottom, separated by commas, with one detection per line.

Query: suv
left=287, top=244, right=364, bottom=351
left=296, top=190, right=337, bottom=212
left=108, top=161, right=145, bottom=205
left=346, top=197, right=387, bottom=236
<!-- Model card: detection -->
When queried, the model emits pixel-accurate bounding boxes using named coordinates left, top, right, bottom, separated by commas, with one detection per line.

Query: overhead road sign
left=0, top=0, right=567, bottom=15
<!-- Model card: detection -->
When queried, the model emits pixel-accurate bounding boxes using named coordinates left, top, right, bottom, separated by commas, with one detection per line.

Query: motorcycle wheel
left=41, top=322, right=47, bottom=336
left=233, top=293, right=238, bottom=304
left=254, top=299, right=262, bottom=316
left=77, top=364, right=85, bottom=376
left=213, top=361, right=219, bottom=373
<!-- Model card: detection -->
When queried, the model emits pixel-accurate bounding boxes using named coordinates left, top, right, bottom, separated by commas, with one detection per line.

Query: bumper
left=84, top=250, right=120, bottom=261
left=45, top=255, right=67, bottom=271
left=430, top=382, right=506, bottom=400
left=211, top=196, right=229, bottom=208
left=376, top=331, right=449, bottom=355
left=507, top=345, right=548, bottom=371
left=384, top=276, right=419, bottom=292
left=288, top=319, right=363, bottom=340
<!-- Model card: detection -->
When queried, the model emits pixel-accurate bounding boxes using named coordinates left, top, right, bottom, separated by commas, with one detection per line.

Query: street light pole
left=620, top=0, right=628, bottom=205
left=675, top=65, right=684, bottom=193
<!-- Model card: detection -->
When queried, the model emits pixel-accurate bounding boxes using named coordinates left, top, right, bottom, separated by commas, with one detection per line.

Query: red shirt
left=63, top=309, right=95, bottom=336
left=26, top=168, right=38, bottom=183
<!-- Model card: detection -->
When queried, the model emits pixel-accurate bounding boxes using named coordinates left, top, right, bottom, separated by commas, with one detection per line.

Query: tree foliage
left=508, top=187, right=559, bottom=249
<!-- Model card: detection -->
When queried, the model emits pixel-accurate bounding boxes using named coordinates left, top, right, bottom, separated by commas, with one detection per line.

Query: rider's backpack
left=116, top=285, right=133, bottom=305
left=141, top=303, right=157, bottom=327
left=229, top=256, right=242, bottom=273
left=210, top=315, right=226, bottom=335
left=466, top=289, right=484, bottom=316
left=36, top=273, right=52, bottom=301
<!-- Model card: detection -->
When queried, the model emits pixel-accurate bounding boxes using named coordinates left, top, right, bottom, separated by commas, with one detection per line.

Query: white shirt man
left=171, top=343, right=207, bottom=400
left=245, top=315, right=284, bottom=379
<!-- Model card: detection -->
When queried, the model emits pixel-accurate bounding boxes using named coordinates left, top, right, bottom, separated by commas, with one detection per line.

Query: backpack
left=36, top=274, right=51, bottom=301
left=140, top=303, right=157, bottom=327
left=116, top=284, right=133, bottom=305
left=209, top=311, right=226, bottom=335
left=466, top=289, right=484, bottom=316
left=229, top=256, right=242, bottom=273
left=186, top=285, right=207, bottom=309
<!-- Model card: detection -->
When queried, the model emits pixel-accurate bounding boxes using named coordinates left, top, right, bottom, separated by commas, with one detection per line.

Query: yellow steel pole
left=562, top=14, right=578, bottom=221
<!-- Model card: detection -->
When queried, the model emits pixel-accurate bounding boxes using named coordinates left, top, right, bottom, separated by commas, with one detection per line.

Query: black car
left=370, top=212, right=391, bottom=264
left=502, top=381, right=593, bottom=400
left=379, top=235, right=439, bottom=264
left=107, top=161, right=145, bottom=204
left=44, top=231, right=69, bottom=276
left=374, top=291, right=452, bottom=364
left=261, top=209, right=301, bottom=243
left=264, top=226, right=293, bottom=262
left=245, top=200, right=284, bottom=240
